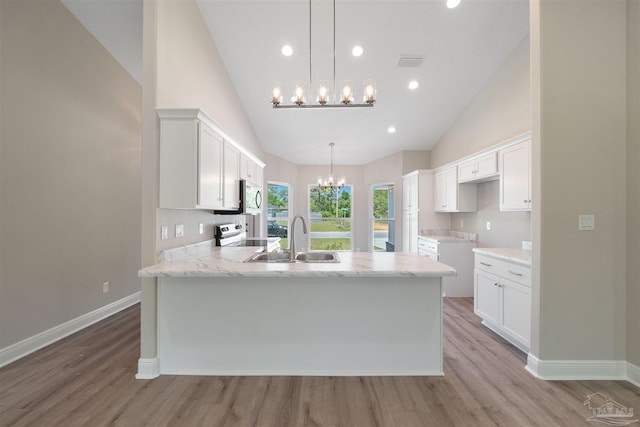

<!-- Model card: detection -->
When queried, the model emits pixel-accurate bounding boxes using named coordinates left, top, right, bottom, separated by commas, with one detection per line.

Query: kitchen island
left=138, top=245, right=456, bottom=378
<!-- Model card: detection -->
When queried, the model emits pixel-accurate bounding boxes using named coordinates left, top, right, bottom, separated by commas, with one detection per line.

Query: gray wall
left=452, top=181, right=531, bottom=248
left=627, top=0, right=640, bottom=369
left=531, top=0, right=628, bottom=361
left=0, top=0, right=142, bottom=348
left=431, top=36, right=531, bottom=168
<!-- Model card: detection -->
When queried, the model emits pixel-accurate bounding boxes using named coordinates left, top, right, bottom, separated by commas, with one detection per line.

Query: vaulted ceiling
left=62, top=0, right=529, bottom=165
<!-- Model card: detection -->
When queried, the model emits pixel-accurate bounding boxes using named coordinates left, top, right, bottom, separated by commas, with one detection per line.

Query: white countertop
left=139, top=246, right=457, bottom=278
left=472, top=247, right=532, bottom=266
left=419, top=235, right=474, bottom=243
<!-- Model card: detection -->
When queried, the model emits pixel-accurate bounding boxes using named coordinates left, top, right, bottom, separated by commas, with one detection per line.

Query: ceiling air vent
left=397, top=55, right=424, bottom=67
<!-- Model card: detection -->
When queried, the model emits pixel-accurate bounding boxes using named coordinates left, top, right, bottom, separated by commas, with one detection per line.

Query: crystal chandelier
left=317, top=143, right=346, bottom=189
left=271, top=0, right=376, bottom=109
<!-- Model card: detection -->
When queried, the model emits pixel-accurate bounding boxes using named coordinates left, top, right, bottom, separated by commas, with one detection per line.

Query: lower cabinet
left=474, top=253, right=531, bottom=352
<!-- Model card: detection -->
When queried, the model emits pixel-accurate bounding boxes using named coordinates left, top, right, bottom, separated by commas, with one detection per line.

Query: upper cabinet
left=240, top=153, right=264, bottom=187
left=223, top=141, right=240, bottom=210
left=499, top=139, right=531, bottom=211
left=458, top=152, right=498, bottom=183
left=157, top=109, right=264, bottom=211
left=434, top=166, right=477, bottom=213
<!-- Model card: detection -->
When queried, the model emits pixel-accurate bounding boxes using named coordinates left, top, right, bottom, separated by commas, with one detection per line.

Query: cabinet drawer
left=418, top=238, right=438, bottom=253
left=475, top=254, right=531, bottom=286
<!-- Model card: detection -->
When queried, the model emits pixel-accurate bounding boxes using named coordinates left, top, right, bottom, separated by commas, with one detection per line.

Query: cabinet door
left=223, top=141, right=240, bottom=209
left=403, top=174, right=418, bottom=212
left=444, top=167, right=458, bottom=211
left=476, top=152, right=498, bottom=178
left=458, top=159, right=476, bottom=183
left=501, top=278, right=531, bottom=348
left=198, top=123, right=224, bottom=208
left=434, top=171, right=447, bottom=212
left=474, top=269, right=501, bottom=325
left=500, top=141, right=531, bottom=211
left=402, top=210, right=418, bottom=253
left=240, top=153, right=258, bottom=185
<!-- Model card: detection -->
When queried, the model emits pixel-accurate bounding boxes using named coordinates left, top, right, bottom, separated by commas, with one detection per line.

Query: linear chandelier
left=317, top=143, right=346, bottom=189
left=271, top=0, right=376, bottom=109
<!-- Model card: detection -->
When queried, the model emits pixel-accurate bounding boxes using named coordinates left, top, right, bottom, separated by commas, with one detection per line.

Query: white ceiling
left=62, top=0, right=529, bottom=166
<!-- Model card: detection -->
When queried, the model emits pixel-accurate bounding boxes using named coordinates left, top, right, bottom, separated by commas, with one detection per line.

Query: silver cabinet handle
left=498, top=284, right=502, bottom=287
left=508, top=270, right=523, bottom=276
left=480, top=262, right=492, bottom=267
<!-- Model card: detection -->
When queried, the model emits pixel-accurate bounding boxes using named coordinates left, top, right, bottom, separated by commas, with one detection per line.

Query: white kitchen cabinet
left=158, top=108, right=254, bottom=211
left=159, top=110, right=224, bottom=210
left=240, top=153, right=260, bottom=186
left=474, top=252, right=531, bottom=352
left=402, top=170, right=450, bottom=253
left=458, top=152, right=498, bottom=183
left=499, top=140, right=531, bottom=211
left=434, top=166, right=477, bottom=213
left=223, top=141, right=240, bottom=209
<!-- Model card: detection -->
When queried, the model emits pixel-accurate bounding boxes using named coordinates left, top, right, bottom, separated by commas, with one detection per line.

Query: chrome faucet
left=290, top=215, right=308, bottom=261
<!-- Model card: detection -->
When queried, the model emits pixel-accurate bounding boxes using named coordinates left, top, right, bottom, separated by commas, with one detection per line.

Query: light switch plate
left=161, top=225, right=169, bottom=240
left=175, top=224, right=184, bottom=238
left=199, top=223, right=204, bottom=235
left=486, top=221, right=491, bottom=231
left=579, top=214, right=595, bottom=231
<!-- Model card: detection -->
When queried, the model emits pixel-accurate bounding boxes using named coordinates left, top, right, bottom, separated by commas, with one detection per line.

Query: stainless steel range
left=214, top=223, right=280, bottom=252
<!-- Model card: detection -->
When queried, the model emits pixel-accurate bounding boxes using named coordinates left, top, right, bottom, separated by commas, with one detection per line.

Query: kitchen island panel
left=158, top=276, right=443, bottom=376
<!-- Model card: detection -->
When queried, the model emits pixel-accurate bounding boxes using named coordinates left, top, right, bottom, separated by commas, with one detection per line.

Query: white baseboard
left=526, top=353, right=637, bottom=384
left=136, top=358, right=160, bottom=379
left=627, top=362, right=640, bottom=388
left=0, top=292, right=141, bottom=368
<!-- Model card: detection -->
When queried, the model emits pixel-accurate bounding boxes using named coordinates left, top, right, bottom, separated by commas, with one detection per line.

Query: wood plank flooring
left=1, top=298, right=637, bottom=427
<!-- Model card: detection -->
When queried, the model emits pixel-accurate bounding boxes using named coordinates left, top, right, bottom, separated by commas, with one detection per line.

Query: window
left=371, top=183, right=395, bottom=252
left=267, top=182, right=290, bottom=250
left=308, top=185, right=352, bottom=251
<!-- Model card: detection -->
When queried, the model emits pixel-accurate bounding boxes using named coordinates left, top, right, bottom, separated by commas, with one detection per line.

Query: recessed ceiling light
left=387, top=126, right=397, bottom=134
left=281, top=45, right=293, bottom=56
left=446, top=0, right=461, bottom=9
left=352, top=45, right=364, bottom=57
left=408, top=80, right=420, bottom=90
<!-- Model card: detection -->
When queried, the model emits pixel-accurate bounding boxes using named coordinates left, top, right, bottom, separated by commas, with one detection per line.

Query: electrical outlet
left=486, top=221, right=491, bottom=231
left=102, top=282, right=110, bottom=293
left=175, top=224, right=184, bottom=238
left=199, top=223, right=204, bottom=235
left=161, top=225, right=169, bottom=240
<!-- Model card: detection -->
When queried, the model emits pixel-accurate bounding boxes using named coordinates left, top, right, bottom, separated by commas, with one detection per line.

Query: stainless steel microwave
left=215, top=179, right=262, bottom=215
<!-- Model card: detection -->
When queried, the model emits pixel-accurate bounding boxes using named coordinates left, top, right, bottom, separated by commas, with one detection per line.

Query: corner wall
left=0, top=0, right=141, bottom=350
left=140, top=0, right=264, bottom=363
left=532, top=0, right=627, bottom=368
left=626, top=0, right=640, bottom=370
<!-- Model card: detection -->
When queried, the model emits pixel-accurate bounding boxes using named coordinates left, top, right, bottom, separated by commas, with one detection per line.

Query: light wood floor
left=1, top=298, right=637, bottom=427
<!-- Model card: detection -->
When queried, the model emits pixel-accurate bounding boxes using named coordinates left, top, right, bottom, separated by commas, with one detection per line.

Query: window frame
left=267, top=181, right=292, bottom=250
left=307, top=184, right=354, bottom=252
left=369, top=182, right=396, bottom=252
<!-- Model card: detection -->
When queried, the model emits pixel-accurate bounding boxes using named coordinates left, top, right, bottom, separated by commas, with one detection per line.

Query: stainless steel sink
left=295, top=252, right=340, bottom=262
left=245, top=251, right=340, bottom=263
left=245, top=251, right=294, bottom=262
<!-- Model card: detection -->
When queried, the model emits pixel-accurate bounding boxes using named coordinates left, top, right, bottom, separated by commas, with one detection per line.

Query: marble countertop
left=139, top=246, right=457, bottom=278
left=418, top=230, right=477, bottom=243
left=472, top=247, right=532, bottom=266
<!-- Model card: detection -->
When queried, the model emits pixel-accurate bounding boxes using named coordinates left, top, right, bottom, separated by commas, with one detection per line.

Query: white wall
left=0, top=0, right=141, bottom=349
